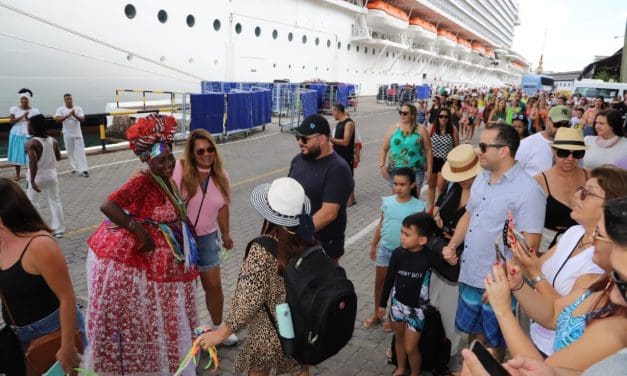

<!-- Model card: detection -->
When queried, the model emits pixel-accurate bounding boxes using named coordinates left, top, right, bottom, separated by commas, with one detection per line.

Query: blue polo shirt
left=459, top=162, right=546, bottom=288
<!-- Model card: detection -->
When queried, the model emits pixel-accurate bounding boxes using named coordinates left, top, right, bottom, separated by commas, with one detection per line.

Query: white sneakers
left=211, top=323, right=239, bottom=346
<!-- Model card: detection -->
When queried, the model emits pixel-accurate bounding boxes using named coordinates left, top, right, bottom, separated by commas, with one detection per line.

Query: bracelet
left=511, top=280, right=525, bottom=292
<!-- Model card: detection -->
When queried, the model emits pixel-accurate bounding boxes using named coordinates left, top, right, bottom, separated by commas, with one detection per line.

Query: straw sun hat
left=551, top=127, right=588, bottom=151
left=250, top=177, right=311, bottom=227
left=441, top=144, right=482, bottom=182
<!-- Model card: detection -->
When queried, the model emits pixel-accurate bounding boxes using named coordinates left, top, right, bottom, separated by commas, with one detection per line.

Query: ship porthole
left=124, top=4, right=136, bottom=19
left=235, top=23, right=242, bottom=34
left=347, top=43, right=351, bottom=51
left=364, top=47, right=368, bottom=54
left=315, top=37, right=320, bottom=46
left=160, top=56, right=166, bottom=62
left=255, top=26, right=261, bottom=37
left=302, top=35, right=307, bottom=44
left=272, top=29, right=278, bottom=39
left=186, top=15, right=195, bottom=27
left=213, top=19, right=221, bottom=31
left=188, top=58, right=194, bottom=64
left=158, top=10, right=167, bottom=23
left=288, top=32, right=293, bottom=42
left=356, top=45, right=359, bottom=53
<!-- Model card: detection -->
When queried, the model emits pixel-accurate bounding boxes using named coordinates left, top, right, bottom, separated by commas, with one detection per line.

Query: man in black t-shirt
left=288, top=114, right=354, bottom=261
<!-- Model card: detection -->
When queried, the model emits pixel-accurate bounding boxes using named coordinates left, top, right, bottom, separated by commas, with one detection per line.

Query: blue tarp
left=226, top=92, right=253, bottom=132
left=336, top=85, right=350, bottom=106
left=301, top=91, right=318, bottom=117
left=417, top=85, right=431, bottom=99
left=190, top=93, right=224, bottom=135
left=251, top=90, right=271, bottom=126
left=308, top=83, right=327, bottom=108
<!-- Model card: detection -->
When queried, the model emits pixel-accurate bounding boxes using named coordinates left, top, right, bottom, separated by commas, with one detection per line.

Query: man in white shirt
left=515, top=105, right=571, bottom=177
left=55, top=93, right=89, bottom=177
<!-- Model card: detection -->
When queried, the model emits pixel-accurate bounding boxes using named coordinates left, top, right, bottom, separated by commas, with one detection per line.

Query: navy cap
left=295, top=114, right=331, bottom=136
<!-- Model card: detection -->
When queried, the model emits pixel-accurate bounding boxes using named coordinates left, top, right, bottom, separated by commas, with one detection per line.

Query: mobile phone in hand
left=44, top=361, right=65, bottom=376
left=469, top=340, right=510, bottom=376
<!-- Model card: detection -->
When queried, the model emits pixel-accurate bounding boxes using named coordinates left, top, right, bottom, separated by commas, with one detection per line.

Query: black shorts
left=432, top=157, right=446, bottom=173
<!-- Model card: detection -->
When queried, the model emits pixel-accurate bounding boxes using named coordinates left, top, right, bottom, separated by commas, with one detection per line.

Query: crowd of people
left=1, top=84, right=626, bottom=376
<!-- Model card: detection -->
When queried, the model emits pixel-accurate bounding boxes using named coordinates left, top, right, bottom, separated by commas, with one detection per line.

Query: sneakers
left=79, top=171, right=90, bottom=178
left=53, top=231, right=64, bottom=239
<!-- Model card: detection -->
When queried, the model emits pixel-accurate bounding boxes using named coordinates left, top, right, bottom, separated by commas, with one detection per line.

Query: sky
left=511, top=0, right=626, bottom=73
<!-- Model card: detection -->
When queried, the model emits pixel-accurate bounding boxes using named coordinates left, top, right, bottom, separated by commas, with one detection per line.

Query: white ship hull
left=0, top=0, right=524, bottom=114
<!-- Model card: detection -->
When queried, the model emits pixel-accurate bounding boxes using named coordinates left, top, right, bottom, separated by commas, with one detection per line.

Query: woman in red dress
left=84, top=115, right=199, bottom=375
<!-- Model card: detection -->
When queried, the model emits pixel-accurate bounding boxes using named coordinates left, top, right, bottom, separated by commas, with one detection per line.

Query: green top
left=387, top=126, right=425, bottom=170
left=506, top=106, right=522, bottom=125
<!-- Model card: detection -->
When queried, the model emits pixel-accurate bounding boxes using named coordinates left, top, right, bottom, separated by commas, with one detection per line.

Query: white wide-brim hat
left=441, top=144, right=482, bottom=182
left=250, top=177, right=311, bottom=227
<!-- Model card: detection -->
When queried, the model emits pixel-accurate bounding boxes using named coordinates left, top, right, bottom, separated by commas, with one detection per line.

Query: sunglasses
left=611, top=270, right=627, bottom=302
left=576, top=185, right=604, bottom=201
left=555, top=149, right=585, bottom=159
left=295, top=134, right=319, bottom=144
left=194, top=146, right=216, bottom=155
left=398, top=110, right=409, bottom=116
left=439, top=115, right=449, bottom=119
left=478, top=142, right=506, bottom=153
left=553, top=121, right=570, bottom=128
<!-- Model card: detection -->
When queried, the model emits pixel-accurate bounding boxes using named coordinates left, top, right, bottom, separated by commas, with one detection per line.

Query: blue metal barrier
left=190, top=93, right=225, bottom=136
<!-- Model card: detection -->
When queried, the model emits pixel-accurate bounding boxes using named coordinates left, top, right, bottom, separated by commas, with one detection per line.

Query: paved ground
left=1, top=97, right=478, bottom=375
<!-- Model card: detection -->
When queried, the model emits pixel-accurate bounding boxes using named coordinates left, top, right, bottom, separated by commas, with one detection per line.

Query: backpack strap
left=244, top=235, right=278, bottom=260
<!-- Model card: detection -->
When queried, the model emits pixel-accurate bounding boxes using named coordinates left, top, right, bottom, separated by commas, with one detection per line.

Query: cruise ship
left=0, top=0, right=529, bottom=114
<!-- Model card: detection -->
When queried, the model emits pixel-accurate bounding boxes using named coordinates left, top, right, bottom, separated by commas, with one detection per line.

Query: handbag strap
left=191, top=174, right=211, bottom=229
left=0, top=234, right=51, bottom=326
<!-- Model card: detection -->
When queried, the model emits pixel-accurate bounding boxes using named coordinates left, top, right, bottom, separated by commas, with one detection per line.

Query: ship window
left=327, top=39, right=331, bottom=48
left=302, top=35, right=307, bottom=44
left=273, top=63, right=276, bottom=68
left=288, top=32, right=293, bottom=41
left=272, top=29, right=278, bottom=39
left=337, top=41, right=341, bottom=49
left=289, top=64, right=292, bottom=69
left=347, top=43, right=351, bottom=51
left=124, top=4, right=136, bottom=19
left=158, top=10, right=167, bottom=23
left=372, top=49, right=376, bottom=55
left=186, top=15, right=195, bottom=27
left=392, top=53, right=395, bottom=58
left=255, top=26, right=261, bottom=37
left=235, top=23, right=242, bottom=34
left=364, top=47, right=368, bottom=54
left=315, top=37, right=320, bottom=46
left=302, top=65, right=306, bottom=69
left=213, top=19, right=221, bottom=31
left=356, top=45, right=360, bottom=52
left=386, top=51, right=389, bottom=58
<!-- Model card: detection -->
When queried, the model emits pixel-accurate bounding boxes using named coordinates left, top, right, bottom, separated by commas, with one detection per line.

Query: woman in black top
left=330, top=103, right=357, bottom=206
left=0, top=178, right=83, bottom=375
left=427, top=96, right=441, bottom=126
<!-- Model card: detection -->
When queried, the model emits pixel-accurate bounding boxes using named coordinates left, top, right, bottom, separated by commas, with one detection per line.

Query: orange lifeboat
left=471, top=41, right=484, bottom=55
left=483, top=46, right=496, bottom=59
left=408, top=16, right=437, bottom=41
left=436, top=29, right=456, bottom=51
left=366, top=0, right=409, bottom=32
left=457, top=38, right=471, bottom=49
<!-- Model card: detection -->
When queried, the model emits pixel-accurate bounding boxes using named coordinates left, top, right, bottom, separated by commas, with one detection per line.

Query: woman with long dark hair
left=583, top=109, right=627, bottom=169
left=427, top=108, right=459, bottom=212
left=0, top=178, right=83, bottom=375
left=172, top=128, right=238, bottom=345
left=198, top=177, right=313, bottom=376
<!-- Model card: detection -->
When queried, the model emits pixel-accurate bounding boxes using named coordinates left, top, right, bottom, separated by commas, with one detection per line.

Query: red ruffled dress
left=84, top=174, right=199, bottom=375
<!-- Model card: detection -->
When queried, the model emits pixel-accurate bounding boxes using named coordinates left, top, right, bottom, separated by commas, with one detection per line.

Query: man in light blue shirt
left=443, top=124, right=546, bottom=361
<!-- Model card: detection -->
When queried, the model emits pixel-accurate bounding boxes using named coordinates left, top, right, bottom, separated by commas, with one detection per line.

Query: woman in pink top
left=172, top=129, right=238, bottom=345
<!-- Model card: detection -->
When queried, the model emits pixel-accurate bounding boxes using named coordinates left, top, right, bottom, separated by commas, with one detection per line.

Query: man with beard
left=288, top=114, right=354, bottom=262
left=515, top=105, right=572, bottom=177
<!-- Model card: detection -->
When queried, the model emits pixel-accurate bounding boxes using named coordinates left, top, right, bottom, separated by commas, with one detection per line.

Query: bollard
left=99, top=124, right=106, bottom=151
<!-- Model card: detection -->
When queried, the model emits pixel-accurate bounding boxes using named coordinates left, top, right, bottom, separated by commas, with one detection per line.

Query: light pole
left=620, top=18, right=627, bottom=82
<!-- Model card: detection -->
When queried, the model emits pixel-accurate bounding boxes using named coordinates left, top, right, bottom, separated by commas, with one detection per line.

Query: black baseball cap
left=295, top=114, right=330, bottom=136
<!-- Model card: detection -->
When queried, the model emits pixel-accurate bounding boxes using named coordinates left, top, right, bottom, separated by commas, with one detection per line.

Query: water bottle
left=276, top=303, right=295, bottom=339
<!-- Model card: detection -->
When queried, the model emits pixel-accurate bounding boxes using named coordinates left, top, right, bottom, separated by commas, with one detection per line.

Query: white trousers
left=63, top=134, right=88, bottom=173
left=27, top=178, right=65, bottom=233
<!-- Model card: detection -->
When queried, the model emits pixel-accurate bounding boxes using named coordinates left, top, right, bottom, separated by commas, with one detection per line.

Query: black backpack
left=245, top=236, right=357, bottom=365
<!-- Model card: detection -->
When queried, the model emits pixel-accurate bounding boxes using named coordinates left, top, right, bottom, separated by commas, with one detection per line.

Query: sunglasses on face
left=553, top=121, right=570, bottom=128
left=611, top=270, right=627, bottom=302
left=194, top=146, right=216, bottom=156
left=576, top=185, right=604, bottom=201
left=478, top=142, right=506, bottom=153
left=555, top=149, right=585, bottom=159
left=399, top=110, right=409, bottom=116
left=439, top=115, right=449, bottom=119
left=295, top=134, right=319, bottom=144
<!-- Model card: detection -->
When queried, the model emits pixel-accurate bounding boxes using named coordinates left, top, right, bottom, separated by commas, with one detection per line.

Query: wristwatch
left=528, top=274, right=544, bottom=288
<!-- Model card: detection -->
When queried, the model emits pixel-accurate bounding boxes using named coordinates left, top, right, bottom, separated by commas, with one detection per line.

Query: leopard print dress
left=224, top=239, right=304, bottom=374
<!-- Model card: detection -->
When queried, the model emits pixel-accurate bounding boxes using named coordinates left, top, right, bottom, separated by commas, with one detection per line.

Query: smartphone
left=494, top=240, right=508, bottom=275
left=44, top=361, right=65, bottom=376
left=469, top=340, right=510, bottom=376
left=511, top=228, right=531, bottom=257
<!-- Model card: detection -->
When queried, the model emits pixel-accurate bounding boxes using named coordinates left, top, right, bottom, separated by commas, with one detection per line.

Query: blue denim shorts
left=196, top=231, right=221, bottom=271
left=375, top=244, right=394, bottom=267
left=10, top=306, right=87, bottom=351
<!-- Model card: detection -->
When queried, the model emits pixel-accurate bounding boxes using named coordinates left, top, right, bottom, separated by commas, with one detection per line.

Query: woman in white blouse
left=583, top=109, right=627, bottom=169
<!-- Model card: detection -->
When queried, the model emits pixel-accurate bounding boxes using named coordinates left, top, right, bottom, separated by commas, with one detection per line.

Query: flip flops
left=362, top=316, right=382, bottom=329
